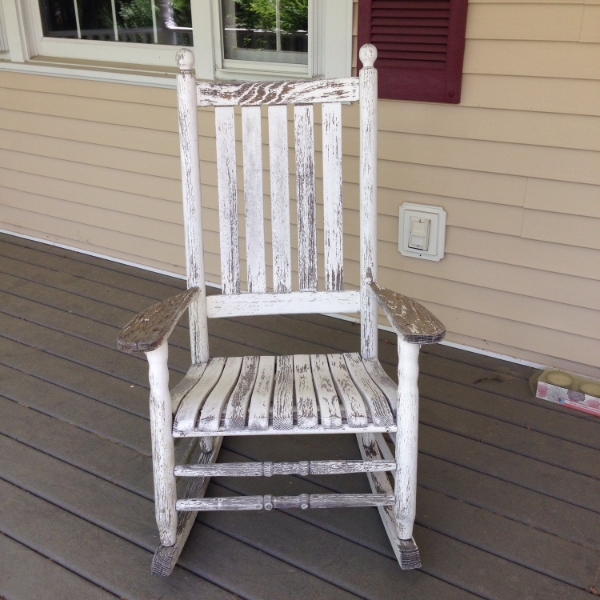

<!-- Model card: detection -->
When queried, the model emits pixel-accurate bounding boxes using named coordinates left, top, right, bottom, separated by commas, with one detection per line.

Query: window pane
left=39, top=0, right=193, bottom=46
left=222, top=0, right=308, bottom=64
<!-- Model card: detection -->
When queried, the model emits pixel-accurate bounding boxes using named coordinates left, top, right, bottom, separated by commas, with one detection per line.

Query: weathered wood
left=273, top=355, right=294, bottom=430
left=395, top=340, right=421, bottom=541
left=177, top=495, right=265, bottom=511
left=215, top=106, right=240, bottom=295
left=146, top=342, right=177, bottom=546
left=369, top=280, right=446, bottom=344
left=363, top=357, right=398, bottom=415
left=170, top=363, right=207, bottom=414
left=197, top=78, right=359, bottom=106
left=117, top=287, right=198, bottom=353
left=173, top=357, right=226, bottom=433
left=310, top=354, right=343, bottom=429
left=327, top=353, right=369, bottom=427
left=322, top=102, right=344, bottom=292
left=152, top=436, right=223, bottom=576
left=177, top=49, right=209, bottom=364
left=358, top=432, right=422, bottom=570
left=247, top=355, right=276, bottom=430
left=308, top=494, right=394, bottom=509
left=344, top=353, right=395, bottom=427
left=294, top=354, right=319, bottom=429
left=242, top=106, right=267, bottom=293
left=177, top=493, right=394, bottom=511
left=359, top=44, right=379, bottom=359
left=175, top=422, right=397, bottom=437
left=295, top=104, right=318, bottom=292
left=197, top=357, right=243, bottom=431
left=175, top=459, right=395, bottom=478
left=207, top=290, right=360, bottom=318
left=224, top=355, right=260, bottom=430
left=268, top=104, right=292, bottom=293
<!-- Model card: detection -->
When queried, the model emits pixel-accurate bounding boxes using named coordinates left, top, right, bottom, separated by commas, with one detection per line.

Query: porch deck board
left=0, top=234, right=598, bottom=600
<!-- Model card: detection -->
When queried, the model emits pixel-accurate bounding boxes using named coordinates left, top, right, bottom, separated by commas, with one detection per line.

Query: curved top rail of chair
left=368, top=281, right=445, bottom=345
left=196, top=78, right=359, bottom=107
left=118, top=287, right=199, bottom=354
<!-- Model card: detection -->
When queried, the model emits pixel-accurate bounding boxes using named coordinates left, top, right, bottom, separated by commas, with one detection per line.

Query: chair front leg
left=395, top=339, right=420, bottom=541
left=146, top=342, right=178, bottom=547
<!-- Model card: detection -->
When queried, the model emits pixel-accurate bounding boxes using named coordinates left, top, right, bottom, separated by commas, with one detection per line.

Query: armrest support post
left=147, top=342, right=178, bottom=546
left=394, top=339, right=420, bottom=540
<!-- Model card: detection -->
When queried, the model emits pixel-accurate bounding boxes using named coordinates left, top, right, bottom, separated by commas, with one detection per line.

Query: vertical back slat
left=269, top=105, right=292, bottom=293
left=215, top=106, right=241, bottom=295
left=242, top=106, right=266, bottom=293
left=322, top=102, right=344, bottom=291
left=294, top=104, right=318, bottom=292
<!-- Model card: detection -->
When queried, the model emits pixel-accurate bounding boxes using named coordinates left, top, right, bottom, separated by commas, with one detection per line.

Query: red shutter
left=358, top=0, right=469, bottom=103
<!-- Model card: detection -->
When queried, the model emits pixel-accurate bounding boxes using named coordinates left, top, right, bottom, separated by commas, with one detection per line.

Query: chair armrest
left=117, top=287, right=199, bottom=354
left=368, top=281, right=445, bottom=345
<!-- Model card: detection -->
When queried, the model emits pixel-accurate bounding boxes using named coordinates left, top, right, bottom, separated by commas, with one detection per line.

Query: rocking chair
left=117, top=44, right=445, bottom=576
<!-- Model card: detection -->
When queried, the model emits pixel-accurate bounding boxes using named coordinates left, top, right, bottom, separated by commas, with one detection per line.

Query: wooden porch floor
left=0, top=232, right=599, bottom=600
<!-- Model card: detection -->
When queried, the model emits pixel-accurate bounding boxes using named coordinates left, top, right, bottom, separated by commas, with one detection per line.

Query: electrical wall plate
left=398, top=203, right=446, bottom=261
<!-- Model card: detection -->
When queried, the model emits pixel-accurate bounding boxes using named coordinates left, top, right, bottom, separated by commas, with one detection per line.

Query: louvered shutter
left=358, top=0, right=469, bottom=103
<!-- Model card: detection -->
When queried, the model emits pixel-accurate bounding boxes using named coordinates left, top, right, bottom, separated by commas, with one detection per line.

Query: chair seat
left=173, top=352, right=398, bottom=437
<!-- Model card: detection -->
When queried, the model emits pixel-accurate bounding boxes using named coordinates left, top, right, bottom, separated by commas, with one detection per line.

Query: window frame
left=0, top=0, right=353, bottom=84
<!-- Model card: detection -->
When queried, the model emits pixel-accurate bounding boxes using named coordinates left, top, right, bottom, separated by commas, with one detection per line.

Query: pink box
left=535, top=369, right=600, bottom=417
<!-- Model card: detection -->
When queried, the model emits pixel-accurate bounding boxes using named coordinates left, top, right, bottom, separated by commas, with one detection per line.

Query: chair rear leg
left=394, top=339, right=421, bottom=569
left=146, top=343, right=178, bottom=547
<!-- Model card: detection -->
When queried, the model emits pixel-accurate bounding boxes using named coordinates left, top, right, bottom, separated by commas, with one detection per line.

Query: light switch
left=408, top=216, right=430, bottom=251
left=398, top=203, right=446, bottom=262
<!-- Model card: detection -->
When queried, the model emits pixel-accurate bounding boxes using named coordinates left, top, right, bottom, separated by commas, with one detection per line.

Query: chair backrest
left=175, top=44, right=379, bottom=365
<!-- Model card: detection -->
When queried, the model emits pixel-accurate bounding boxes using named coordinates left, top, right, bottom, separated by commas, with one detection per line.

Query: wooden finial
left=176, top=48, right=195, bottom=72
left=359, top=44, right=377, bottom=68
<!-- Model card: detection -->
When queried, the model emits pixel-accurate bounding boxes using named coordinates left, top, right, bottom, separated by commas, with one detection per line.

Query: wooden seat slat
left=272, top=355, right=294, bottom=430
left=215, top=106, right=240, bottom=295
left=172, top=354, right=398, bottom=436
left=294, top=104, right=318, bottom=292
left=327, top=354, right=369, bottom=427
left=310, top=354, right=343, bottom=429
left=173, top=357, right=226, bottom=432
left=247, top=355, right=276, bottom=430
left=268, top=105, right=292, bottom=293
left=242, top=106, right=267, bottom=294
left=363, top=357, right=398, bottom=415
left=294, top=355, right=319, bottom=429
left=224, top=356, right=260, bottom=430
left=197, top=357, right=243, bottom=431
left=170, top=363, right=207, bottom=414
left=322, top=102, right=344, bottom=292
left=344, top=353, right=395, bottom=427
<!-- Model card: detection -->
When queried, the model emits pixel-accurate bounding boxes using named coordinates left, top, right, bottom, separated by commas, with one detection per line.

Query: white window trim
left=0, top=0, right=352, bottom=86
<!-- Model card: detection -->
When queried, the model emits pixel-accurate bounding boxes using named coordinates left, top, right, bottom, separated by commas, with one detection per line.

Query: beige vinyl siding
left=1, top=0, right=600, bottom=378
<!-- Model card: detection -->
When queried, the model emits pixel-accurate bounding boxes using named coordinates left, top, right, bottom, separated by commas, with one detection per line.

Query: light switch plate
left=399, top=203, right=446, bottom=261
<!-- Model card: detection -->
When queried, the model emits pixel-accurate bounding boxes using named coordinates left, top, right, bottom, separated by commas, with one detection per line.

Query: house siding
left=1, top=0, right=599, bottom=378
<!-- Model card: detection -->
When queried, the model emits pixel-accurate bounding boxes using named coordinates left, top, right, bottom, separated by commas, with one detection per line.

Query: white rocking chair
left=118, top=44, right=445, bottom=576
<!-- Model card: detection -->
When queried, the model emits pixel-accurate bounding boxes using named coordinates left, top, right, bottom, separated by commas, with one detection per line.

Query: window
left=357, top=0, right=468, bottom=103
left=221, top=0, right=308, bottom=65
left=0, top=0, right=353, bottom=83
left=39, top=0, right=193, bottom=46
